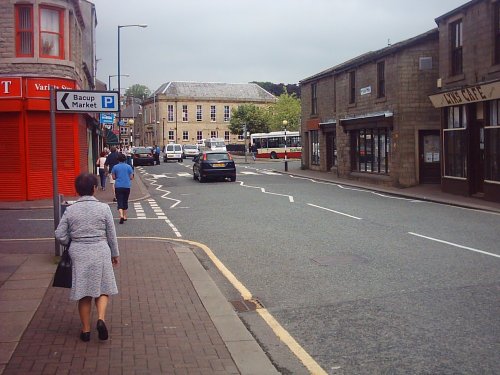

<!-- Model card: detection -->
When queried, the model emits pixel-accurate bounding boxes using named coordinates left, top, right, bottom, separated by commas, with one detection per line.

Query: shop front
left=429, top=81, right=500, bottom=202
left=0, top=76, right=88, bottom=201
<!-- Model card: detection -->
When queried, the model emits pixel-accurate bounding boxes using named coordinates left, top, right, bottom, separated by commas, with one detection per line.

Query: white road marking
left=408, top=232, right=500, bottom=258
left=142, top=173, right=182, bottom=208
left=290, top=175, right=423, bottom=202
left=240, top=171, right=259, bottom=175
left=238, top=181, right=294, bottom=202
left=307, top=203, right=362, bottom=220
left=177, top=172, right=192, bottom=177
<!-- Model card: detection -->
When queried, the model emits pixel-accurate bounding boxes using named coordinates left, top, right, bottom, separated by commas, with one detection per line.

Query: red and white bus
left=250, top=131, right=301, bottom=159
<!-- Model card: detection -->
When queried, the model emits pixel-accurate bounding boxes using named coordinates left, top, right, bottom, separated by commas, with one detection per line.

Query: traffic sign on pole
left=56, top=90, right=119, bottom=112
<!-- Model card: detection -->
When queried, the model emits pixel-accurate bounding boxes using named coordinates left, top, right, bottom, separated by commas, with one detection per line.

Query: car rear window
left=174, top=145, right=182, bottom=151
left=206, top=153, right=229, bottom=161
left=135, top=148, right=150, bottom=153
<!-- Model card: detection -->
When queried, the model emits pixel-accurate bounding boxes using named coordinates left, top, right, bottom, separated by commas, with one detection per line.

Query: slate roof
left=300, top=28, right=438, bottom=84
left=153, top=82, right=276, bottom=103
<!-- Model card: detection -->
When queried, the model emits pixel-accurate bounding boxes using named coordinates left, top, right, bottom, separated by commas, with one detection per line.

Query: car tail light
left=202, top=153, right=207, bottom=161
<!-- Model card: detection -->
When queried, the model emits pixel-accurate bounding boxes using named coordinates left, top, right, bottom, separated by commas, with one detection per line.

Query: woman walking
left=96, top=151, right=108, bottom=190
left=111, top=153, right=134, bottom=224
left=55, top=173, right=119, bottom=342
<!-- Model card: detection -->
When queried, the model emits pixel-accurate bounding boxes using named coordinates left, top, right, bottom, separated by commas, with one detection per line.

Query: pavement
left=0, top=160, right=499, bottom=375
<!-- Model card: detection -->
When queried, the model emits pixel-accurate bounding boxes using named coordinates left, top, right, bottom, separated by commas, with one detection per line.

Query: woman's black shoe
left=119, top=218, right=124, bottom=224
left=80, top=331, right=90, bottom=342
left=97, top=319, right=108, bottom=340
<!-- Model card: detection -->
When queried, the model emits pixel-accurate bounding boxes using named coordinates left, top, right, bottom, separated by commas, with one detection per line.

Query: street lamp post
left=108, top=74, right=129, bottom=91
left=283, top=120, right=288, bottom=171
left=118, top=24, right=147, bottom=145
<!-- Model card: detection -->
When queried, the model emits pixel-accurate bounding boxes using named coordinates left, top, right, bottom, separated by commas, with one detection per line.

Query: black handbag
left=53, top=245, right=72, bottom=288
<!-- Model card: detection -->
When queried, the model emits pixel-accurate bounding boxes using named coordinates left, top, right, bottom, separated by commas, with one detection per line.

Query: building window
left=196, top=105, right=202, bottom=121
left=495, top=3, right=500, bottom=65
left=39, top=6, right=64, bottom=59
left=197, top=130, right=203, bottom=141
left=183, top=131, right=188, bottom=141
left=351, top=128, right=390, bottom=174
left=311, top=83, right=317, bottom=115
left=224, top=105, right=230, bottom=122
left=485, top=100, right=500, bottom=182
left=182, top=105, right=188, bottom=122
left=443, top=106, right=467, bottom=178
left=168, top=130, right=174, bottom=141
left=15, top=5, right=33, bottom=57
left=377, top=61, right=385, bottom=98
left=349, top=71, right=356, bottom=104
left=167, top=105, right=174, bottom=122
left=450, top=20, right=463, bottom=76
left=238, top=134, right=245, bottom=140
left=224, top=131, right=230, bottom=141
left=311, top=130, right=320, bottom=165
left=211, top=131, right=217, bottom=138
left=210, top=105, right=216, bottom=122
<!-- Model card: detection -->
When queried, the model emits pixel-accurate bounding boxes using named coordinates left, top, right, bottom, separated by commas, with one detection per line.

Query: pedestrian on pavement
left=55, top=173, right=119, bottom=342
left=153, top=144, right=160, bottom=165
left=111, top=153, right=134, bottom=224
left=104, top=146, right=120, bottom=202
left=96, top=151, right=107, bottom=190
left=251, top=144, right=257, bottom=161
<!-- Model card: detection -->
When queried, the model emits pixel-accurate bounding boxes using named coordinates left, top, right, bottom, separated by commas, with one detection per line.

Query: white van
left=163, top=143, right=183, bottom=162
left=202, top=138, right=226, bottom=152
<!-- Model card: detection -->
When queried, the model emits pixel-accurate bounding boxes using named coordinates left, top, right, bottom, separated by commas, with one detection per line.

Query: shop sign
left=0, top=77, right=22, bottom=98
left=429, top=81, right=500, bottom=108
left=26, top=78, right=76, bottom=99
left=100, top=113, right=115, bottom=124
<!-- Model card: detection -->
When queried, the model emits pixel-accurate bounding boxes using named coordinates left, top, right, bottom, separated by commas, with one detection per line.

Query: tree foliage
left=229, top=104, right=269, bottom=135
left=252, top=81, right=300, bottom=98
left=267, top=90, right=301, bottom=132
left=125, top=84, right=151, bottom=99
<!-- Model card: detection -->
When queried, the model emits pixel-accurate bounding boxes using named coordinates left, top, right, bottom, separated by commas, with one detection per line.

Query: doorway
left=419, top=130, right=441, bottom=184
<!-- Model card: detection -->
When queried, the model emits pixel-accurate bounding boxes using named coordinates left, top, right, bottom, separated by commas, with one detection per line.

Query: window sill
left=350, top=171, right=391, bottom=181
left=375, top=96, right=387, bottom=104
left=487, top=64, right=500, bottom=75
left=444, top=73, right=465, bottom=85
left=348, top=102, right=356, bottom=108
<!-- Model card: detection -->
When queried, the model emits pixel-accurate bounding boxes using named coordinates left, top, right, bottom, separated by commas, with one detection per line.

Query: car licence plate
left=212, top=163, right=225, bottom=167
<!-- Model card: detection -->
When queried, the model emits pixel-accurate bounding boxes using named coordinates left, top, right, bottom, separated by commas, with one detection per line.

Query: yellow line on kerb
left=3, top=236, right=327, bottom=374
left=257, top=308, right=328, bottom=375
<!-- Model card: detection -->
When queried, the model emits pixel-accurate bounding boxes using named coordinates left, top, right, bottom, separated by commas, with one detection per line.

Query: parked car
left=163, top=143, right=183, bottom=162
left=192, top=151, right=236, bottom=182
left=131, top=147, right=154, bottom=166
left=182, top=144, right=199, bottom=158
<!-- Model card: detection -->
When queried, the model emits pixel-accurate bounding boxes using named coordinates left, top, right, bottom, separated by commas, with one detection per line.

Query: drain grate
left=230, top=298, right=264, bottom=312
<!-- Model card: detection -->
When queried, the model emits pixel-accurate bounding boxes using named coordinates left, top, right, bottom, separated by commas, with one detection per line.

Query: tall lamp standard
left=282, top=120, right=288, bottom=171
left=108, top=74, right=129, bottom=91
left=117, top=24, right=147, bottom=145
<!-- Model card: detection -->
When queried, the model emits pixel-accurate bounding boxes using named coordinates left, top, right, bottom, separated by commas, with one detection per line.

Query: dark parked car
left=131, top=147, right=154, bottom=166
left=192, top=151, right=236, bottom=182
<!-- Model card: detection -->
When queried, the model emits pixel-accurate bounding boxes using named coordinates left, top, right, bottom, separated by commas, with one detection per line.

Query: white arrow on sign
left=56, top=90, right=119, bottom=113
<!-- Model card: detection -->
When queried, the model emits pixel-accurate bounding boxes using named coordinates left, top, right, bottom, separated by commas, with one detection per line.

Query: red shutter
left=26, top=112, right=77, bottom=200
left=0, top=113, right=25, bottom=200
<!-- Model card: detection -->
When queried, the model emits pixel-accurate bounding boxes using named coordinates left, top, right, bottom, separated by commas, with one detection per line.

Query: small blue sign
left=100, top=113, right=115, bottom=124
left=102, top=95, right=116, bottom=108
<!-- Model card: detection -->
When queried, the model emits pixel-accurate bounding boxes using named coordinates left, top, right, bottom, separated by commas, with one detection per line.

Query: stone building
left=141, top=82, right=276, bottom=148
left=0, top=0, right=98, bottom=201
left=300, top=29, right=441, bottom=187
left=429, top=0, right=500, bottom=202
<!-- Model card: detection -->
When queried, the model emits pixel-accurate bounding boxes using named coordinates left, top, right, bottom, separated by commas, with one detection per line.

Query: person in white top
left=96, top=151, right=108, bottom=190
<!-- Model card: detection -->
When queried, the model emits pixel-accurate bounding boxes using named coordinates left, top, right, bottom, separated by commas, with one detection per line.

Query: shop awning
left=104, top=128, right=119, bottom=145
left=339, top=111, right=393, bottom=132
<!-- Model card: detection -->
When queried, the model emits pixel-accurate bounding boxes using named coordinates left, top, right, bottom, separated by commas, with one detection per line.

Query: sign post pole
left=50, top=86, right=61, bottom=256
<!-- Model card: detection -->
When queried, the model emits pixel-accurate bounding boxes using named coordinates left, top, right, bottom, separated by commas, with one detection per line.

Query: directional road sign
left=56, top=90, right=119, bottom=112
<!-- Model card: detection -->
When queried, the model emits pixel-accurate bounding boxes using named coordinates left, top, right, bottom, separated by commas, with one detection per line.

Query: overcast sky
left=93, top=0, right=467, bottom=93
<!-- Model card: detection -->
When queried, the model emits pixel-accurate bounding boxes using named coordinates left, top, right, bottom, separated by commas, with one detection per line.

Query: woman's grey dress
left=55, top=196, right=119, bottom=301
